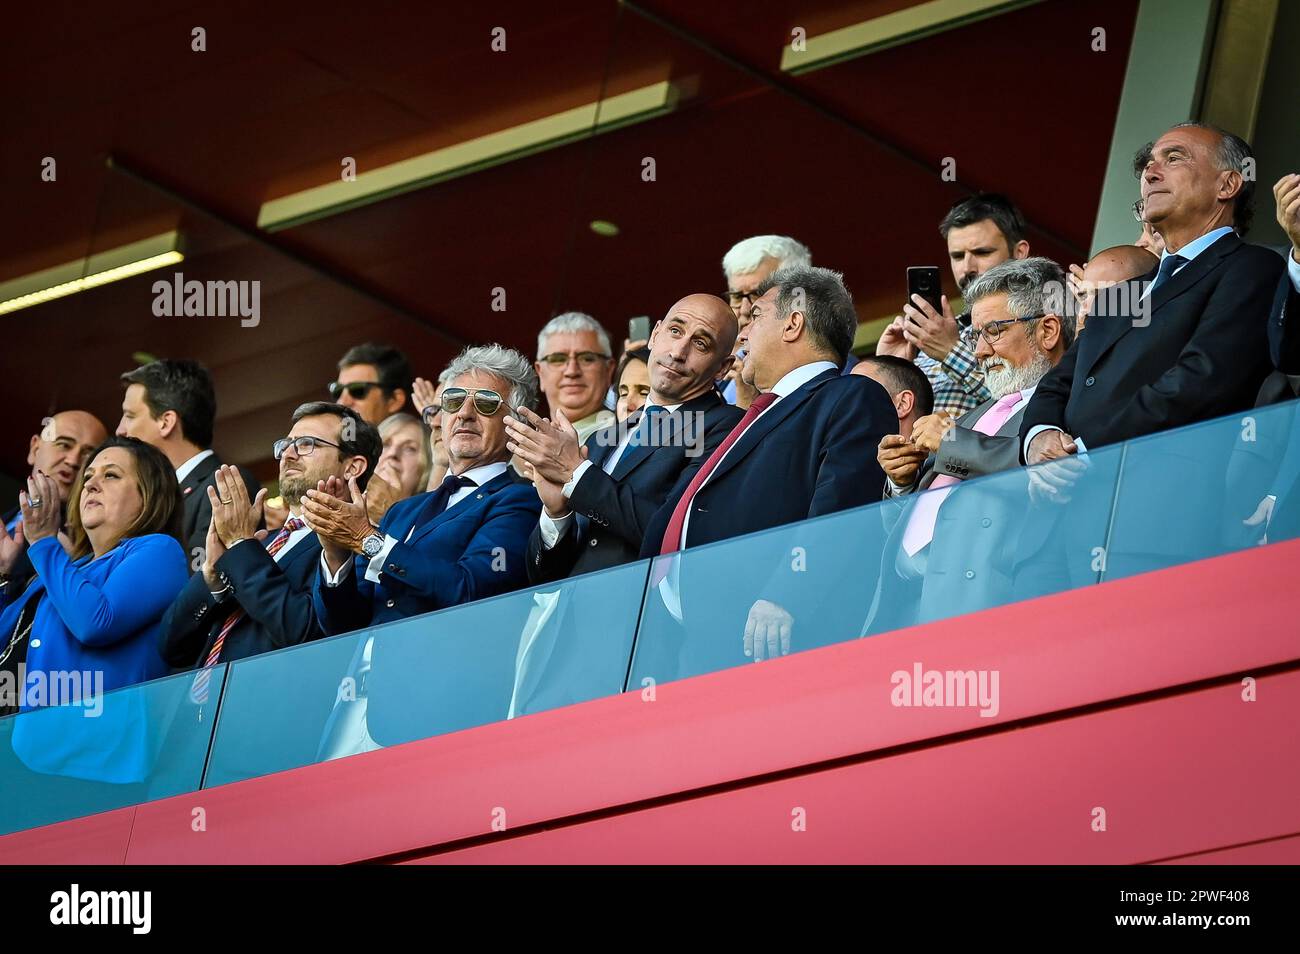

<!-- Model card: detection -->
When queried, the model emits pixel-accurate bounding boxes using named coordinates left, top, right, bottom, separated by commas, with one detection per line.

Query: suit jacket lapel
left=612, top=392, right=722, bottom=481
left=405, top=470, right=513, bottom=546
left=704, top=370, right=834, bottom=487
left=1083, top=233, right=1238, bottom=377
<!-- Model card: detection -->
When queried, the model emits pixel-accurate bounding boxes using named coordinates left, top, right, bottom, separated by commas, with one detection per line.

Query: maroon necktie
left=657, top=392, right=777, bottom=555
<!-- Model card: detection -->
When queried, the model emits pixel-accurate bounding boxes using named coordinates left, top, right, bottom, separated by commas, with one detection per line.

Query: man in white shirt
left=117, top=358, right=261, bottom=571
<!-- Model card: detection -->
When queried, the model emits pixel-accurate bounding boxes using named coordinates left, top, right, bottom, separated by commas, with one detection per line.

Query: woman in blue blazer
left=0, top=436, right=188, bottom=714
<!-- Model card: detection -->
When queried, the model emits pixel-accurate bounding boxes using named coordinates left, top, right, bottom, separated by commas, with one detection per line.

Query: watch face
left=362, top=534, right=384, bottom=558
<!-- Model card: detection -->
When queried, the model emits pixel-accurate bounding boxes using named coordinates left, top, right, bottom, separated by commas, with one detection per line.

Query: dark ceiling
left=0, top=0, right=1138, bottom=482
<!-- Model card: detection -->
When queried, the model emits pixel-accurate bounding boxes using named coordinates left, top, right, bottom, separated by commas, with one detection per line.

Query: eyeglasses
left=537, top=351, right=610, bottom=368
left=726, top=289, right=761, bottom=308
left=426, top=387, right=507, bottom=421
left=1132, top=198, right=1145, bottom=222
left=973, top=313, right=1044, bottom=346
left=274, top=435, right=343, bottom=460
left=328, top=381, right=384, bottom=400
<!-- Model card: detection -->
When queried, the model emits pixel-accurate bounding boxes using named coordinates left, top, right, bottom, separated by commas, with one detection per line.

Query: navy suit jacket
left=313, top=469, right=542, bottom=635
left=640, top=368, right=896, bottom=555
left=1267, top=258, right=1300, bottom=376
left=527, top=391, right=743, bottom=584
left=159, top=527, right=324, bottom=668
left=1021, top=232, right=1283, bottom=452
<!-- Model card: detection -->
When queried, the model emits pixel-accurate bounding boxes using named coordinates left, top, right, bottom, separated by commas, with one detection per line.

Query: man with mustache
left=870, top=258, right=1073, bottom=631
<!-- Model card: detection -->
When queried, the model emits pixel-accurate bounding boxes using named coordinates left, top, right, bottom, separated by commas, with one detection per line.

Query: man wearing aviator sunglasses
left=306, top=344, right=543, bottom=638
left=328, top=342, right=413, bottom=427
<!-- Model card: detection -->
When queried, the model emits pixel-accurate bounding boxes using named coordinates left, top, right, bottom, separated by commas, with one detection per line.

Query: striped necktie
left=190, top=517, right=303, bottom=703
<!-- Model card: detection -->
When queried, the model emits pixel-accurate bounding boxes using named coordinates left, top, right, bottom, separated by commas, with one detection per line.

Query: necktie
left=190, top=517, right=303, bottom=702
left=658, top=392, right=777, bottom=555
left=900, top=392, right=1025, bottom=557
left=1149, top=253, right=1188, bottom=295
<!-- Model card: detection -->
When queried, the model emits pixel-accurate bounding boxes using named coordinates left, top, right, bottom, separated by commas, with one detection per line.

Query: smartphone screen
left=628, top=316, right=651, bottom=342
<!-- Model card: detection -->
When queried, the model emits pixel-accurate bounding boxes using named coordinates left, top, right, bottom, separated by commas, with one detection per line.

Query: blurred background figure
left=1131, top=195, right=1167, bottom=258
left=329, top=342, right=412, bottom=426
left=366, top=412, right=433, bottom=525
left=720, top=234, right=812, bottom=409
left=1067, top=244, right=1160, bottom=333
left=413, top=371, right=450, bottom=491
left=614, top=346, right=651, bottom=421
left=0, top=410, right=106, bottom=596
left=533, top=312, right=615, bottom=443
left=0, top=437, right=187, bottom=716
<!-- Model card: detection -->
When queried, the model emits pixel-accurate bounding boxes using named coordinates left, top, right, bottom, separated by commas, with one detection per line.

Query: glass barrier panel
left=204, top=560, right=649, bottom=787
left=0, top=665, right=224, bottom=836
left=631, top=437, right=1127, bottom=686
left=1106, top=398, right=1300, bottom=580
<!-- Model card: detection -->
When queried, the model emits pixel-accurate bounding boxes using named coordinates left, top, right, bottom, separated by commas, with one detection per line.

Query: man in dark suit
left=506, top=293, right=743, bottom=583
left=1021, top=123, right=1283, bottom=461
left=1018, top=125, right=1286, bottom=579
left=160, top=403, right=381, bottom=669
left=0, top=410, right=105, bottom=597
left=634, top=265, right=896, bottom=677
left=870, top=258, right=1074, bottom=633
left=306, top=345, right=543, bottom=634
left=117, top=359, right=260, bottom=572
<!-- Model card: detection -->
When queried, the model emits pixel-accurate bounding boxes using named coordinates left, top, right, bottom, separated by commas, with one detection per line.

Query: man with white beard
left=865, top=258, right=1074, bottom=632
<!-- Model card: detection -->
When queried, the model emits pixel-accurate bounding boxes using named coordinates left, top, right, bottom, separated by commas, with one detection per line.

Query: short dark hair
left=65, top=436, right=183, bottom=559
left=615, top=346, right=651, bottom=389
left=858, top=355, right=935, bottom=417
left=1132, top=123, right=1256, bottom=236
left=338, top=343, right=412, bottom=396
left=939, top=193, right=1027, bottom=249
left=120, top=359, right=216, bottom=448
left=290, top=401, right=383, bottom=490
left=754, top=265, right=858, bottom=364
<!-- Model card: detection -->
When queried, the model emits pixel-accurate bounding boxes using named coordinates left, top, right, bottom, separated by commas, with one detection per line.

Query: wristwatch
left=360, top=532, right=386, bottom=559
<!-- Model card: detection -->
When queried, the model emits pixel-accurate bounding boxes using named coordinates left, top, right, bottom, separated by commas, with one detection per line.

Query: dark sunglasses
left=328, top=381, right=383, bottom=400
left=424, top=387, right=506, bottom=422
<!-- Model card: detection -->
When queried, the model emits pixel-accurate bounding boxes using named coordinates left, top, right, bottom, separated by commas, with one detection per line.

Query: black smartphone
left=906, top=266, right=943, bottom=318
left=628, top=315, right=651, bottom=342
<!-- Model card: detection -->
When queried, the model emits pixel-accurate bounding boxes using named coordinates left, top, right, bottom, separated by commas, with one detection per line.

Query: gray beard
left=983, top=349, right=1052, bottom=399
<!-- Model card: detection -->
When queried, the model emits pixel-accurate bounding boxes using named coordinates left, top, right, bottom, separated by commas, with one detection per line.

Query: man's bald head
left=1084, top=245, right=1159, bottom=286
left=28, top=409, right=108, bottom=502
left=647, top=294, right=738, bottom=403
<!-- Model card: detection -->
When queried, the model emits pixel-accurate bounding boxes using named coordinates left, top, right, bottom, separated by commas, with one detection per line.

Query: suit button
left=30, top=638, right=40, bottom=649
left=964, top=570, right=975, bottom=580
left=1085, top=376, right=1095, bottom=387
left=589, top=539, right=598, bottom=547
left=386, top=599, right=396, bottom=608
left=981, top=518, right=991, bottom=528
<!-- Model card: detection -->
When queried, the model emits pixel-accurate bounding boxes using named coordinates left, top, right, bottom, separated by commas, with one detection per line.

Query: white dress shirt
left=175, top=448, right=215, bottom=485
left=319, top=460, right=509, bottom=586
left=538, top=401, right=682, bottom=549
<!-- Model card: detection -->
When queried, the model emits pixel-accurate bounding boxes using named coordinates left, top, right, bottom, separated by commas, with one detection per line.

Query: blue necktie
left=1150, top=253, right=1189, bottom=295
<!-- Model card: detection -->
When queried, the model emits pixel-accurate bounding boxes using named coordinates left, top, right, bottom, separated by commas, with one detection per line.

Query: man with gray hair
left=867, top=257, right=1074, bottom=632
left=534, top=312, right=616, bottom=443
left=720, top=234, right=813, bottom=408
left=308, top=343, right=543, bottom=632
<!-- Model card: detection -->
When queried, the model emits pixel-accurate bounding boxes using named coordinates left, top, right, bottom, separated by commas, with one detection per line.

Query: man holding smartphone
left=878, top=194, right=1031, bottom=417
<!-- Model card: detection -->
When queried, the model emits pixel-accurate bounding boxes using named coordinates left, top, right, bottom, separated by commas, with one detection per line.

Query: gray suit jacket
left=867, top=398, right=1030, bottom=635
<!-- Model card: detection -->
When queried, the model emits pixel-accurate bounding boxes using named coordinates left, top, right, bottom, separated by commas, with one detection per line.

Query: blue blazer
left=0, top=534, right=188, bottom=710
left=313, top=469, right=543, bottom=635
